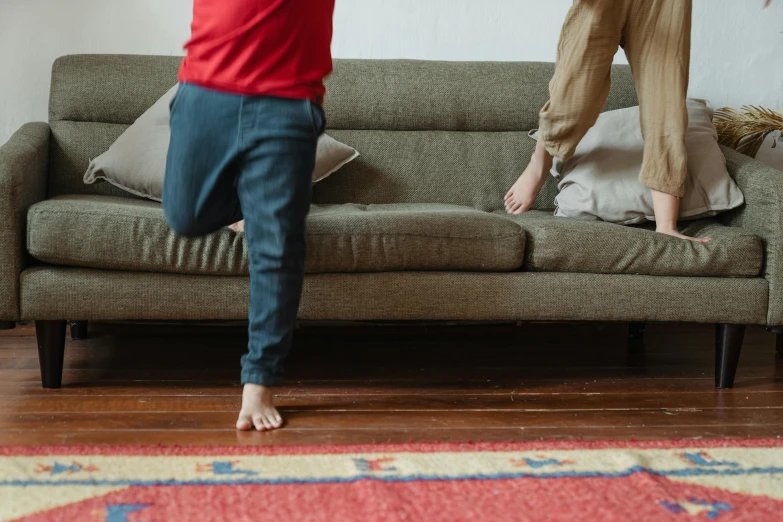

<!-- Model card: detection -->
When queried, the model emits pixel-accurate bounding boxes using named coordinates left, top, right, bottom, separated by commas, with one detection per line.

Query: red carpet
left=2, top=440, right=782, bottom=521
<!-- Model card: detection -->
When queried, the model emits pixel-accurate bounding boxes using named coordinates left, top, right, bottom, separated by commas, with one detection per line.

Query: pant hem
left=241, top=370, right=281, bottom=387
left=640, top=175, right=686, bottom=199
left=541, top=136, right=575, bottom=162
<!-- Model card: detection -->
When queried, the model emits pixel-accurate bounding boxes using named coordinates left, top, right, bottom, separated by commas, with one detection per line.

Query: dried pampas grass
left=713, top=106, right=783, bottom=158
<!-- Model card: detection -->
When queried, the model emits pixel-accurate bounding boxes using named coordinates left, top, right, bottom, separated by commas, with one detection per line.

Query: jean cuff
left=241, top=369, right=282, bottom=387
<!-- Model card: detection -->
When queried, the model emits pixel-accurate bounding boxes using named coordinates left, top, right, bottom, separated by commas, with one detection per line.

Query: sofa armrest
left=0, top=123, right=50, bottom=321
left=719, top=145, right=783, bottom=326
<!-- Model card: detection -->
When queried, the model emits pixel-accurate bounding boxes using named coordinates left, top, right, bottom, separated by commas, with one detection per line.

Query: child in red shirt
left=163, top=0, right=335, bottom=431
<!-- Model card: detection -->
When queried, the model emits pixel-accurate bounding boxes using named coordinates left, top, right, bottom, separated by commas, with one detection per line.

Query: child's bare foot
left=229, top=220, right=245, bottom=233
left=505, top=141, right=554, bottom=215
left=236, top=383, right=283, bottom=431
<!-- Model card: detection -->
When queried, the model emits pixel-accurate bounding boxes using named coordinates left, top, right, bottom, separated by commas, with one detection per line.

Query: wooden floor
left=0, top=321, right=781, bottom=446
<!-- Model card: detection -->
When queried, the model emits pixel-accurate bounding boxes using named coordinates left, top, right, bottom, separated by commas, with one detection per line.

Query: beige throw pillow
left=84, top=84, right=359, bottom=201
left=545, top=99, right=744, bottom=225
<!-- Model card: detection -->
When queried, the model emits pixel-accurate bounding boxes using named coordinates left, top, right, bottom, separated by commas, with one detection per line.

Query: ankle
left=533, top=141, right=553, bottom=164
left=243, top=383, right=273, bottom=398
left=532, top=151, right=553, bottom=167
left=656, top=224, right=679, bottom=234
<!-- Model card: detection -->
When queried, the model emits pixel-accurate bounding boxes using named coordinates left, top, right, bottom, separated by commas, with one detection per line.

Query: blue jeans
left=162, top=83, right=325, bottom=386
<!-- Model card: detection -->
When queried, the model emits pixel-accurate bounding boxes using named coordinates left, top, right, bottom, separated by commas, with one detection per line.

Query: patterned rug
left=1, top=440, right=782, bottom=521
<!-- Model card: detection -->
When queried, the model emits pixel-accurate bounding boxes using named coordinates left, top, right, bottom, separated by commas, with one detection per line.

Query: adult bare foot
left=656, top=227, right=711, bottom=243
left=651, top=189, right=711, bottom=243
left=505, top=141, right=554, bottom=214
left=236, top=383, right=283, bottom=431
left=229, top=220, right=245, bottom=233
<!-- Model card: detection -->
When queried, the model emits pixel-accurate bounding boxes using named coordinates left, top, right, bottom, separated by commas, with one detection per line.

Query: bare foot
left=229, top=220, right=245, bottom=233
left=656, top=227, right=712, bottom=243
left=236, top=384, right=283, bottom=431
left=650, top=189, right=711, bottom=243
left=505, top=141, right=553, bottom=214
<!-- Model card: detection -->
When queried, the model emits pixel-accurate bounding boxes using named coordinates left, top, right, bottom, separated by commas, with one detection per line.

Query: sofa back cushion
left=48, top=56, right=638, bottom=210
left=48, top=55, right=181, bottom=198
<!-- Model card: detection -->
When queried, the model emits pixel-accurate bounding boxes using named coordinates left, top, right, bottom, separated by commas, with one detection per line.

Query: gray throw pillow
left=543, top=99, right=744, bottom=225
left=84, top=84, right=359, bottom=201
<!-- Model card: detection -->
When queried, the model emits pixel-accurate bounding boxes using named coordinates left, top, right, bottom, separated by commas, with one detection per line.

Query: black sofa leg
left=715, top=324, right=745, bottom=389
left=35, top=320, right=67, bottom=389
left=765, top=327, right=783, bottom=354
left=629, top=322, right=646, bottom=340
left=70, top=321, right=88, bottom=340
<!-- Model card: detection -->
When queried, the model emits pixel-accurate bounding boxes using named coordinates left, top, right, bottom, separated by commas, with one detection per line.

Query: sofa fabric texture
left=501, top=211, right=762, bottom=278
left=719, top=146, right=783, bottom=325
left=27, top=196, right=526, bottom=275
left=21, top=268, right=768, bottom=325
left=28, top=195, right=761, bottom=279
left=0, top=123, right=50, bottom=321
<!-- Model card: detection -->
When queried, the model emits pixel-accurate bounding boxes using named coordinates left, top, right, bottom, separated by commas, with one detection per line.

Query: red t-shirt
left=178, top=0, right=335, bottom=103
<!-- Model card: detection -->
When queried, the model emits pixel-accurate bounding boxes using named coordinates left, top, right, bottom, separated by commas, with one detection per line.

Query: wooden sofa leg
left=629, top=322, right=646, bottom=340
left=35, top=320, right=67, bottom=389
left=715, top=324, right=745, bottom=389
left=0, top=321, right=15, bottom=330
left=70, top=321, right=88, bottom=340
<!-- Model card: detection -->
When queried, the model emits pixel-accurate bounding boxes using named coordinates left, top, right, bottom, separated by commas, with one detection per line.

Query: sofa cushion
left=27, top=196, right=525, bottom=275
left=499, top=211, right=763, bottom=278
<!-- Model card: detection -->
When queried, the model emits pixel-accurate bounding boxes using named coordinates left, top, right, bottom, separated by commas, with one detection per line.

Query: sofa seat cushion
left=27, top=196, right=525, bottom=275
left=499, top=210, right=762, bottom=278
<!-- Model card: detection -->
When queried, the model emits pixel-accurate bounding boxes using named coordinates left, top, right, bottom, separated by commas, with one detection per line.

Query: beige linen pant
left=539, top=0, right=692, bottom=197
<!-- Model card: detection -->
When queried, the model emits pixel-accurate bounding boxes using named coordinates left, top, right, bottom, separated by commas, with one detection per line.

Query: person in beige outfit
left=505, top=0, right=773, bottom=242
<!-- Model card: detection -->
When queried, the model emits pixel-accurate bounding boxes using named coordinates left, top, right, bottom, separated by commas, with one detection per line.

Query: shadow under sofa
left=2, top=55, right=783, bottom=390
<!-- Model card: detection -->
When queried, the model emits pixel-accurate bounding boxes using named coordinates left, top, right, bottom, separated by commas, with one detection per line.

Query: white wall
left=1, top=0, right=781, bottom=145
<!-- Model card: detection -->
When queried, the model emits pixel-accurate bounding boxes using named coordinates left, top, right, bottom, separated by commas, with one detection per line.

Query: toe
left=252, top=415, right=267, bottom=431
left=269, top=412, right=283, bottom=428
left=260, top=415, right=274, bottom=430
left=236, top=414, right=253, bottom=431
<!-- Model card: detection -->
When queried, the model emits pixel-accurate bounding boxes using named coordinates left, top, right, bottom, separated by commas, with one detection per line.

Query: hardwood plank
left=1, top=425, right=782, bottom=447
left=2, top=378, right=782, bottom=397
left=3, top=346, right=778, bottom=371
left=1, top=359, right=780, bottom=384
left=4, top=408, right=783, bottom=432
left=3, top=392, right=783, bottom=415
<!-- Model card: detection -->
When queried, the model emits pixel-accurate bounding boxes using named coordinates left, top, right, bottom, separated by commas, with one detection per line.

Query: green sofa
left=2, top=55, right=782, bottom=389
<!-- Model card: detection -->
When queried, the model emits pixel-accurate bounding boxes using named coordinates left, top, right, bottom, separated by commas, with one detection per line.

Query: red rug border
left=1, top=438, right=781, bottom=457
